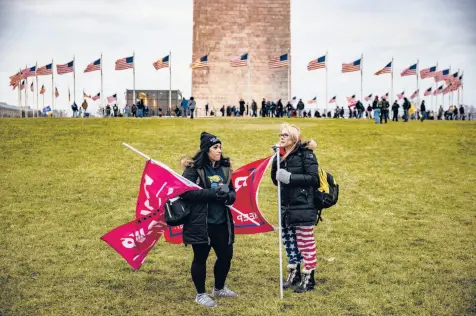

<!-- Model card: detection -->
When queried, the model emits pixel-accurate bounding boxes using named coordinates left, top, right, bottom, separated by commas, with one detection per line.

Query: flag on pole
left=424, top=87, right=432, bottom=96
left=40, top=85, right=46, bottom=95
left=20, top=80, right=25, bottom=90
left=68, top=88, right=71, bottom=102
left=446, top=71, right=459, bottom=84
left=307, top=55, right=326, bottom=71
left=410, top=89, right=419, bottom=100
left=190, top=55, right=208, bottom=68
left=57, top=60, right=74, bottom=75
left=230, top=53, right=248, bottom=67
left=341, top=58, right=361, bottom=73
left=153, top=55, right=169, bottom=70
left=433, top=85, right=443, bottom=95
left=24, top=66, right=37, bottom=78
left=37, top=63, right=53, bottom=76
left=9, top=71, right=22, bottom=88
left=420, top=65, right=437, bottom=79
left=55, top=87, right=59, bottom=98
left=397, top=91, right=405, bottom=100
left=434, top=69, right=450, bottom=82
left=115, top=56, right=134, bottom=70
left=400, top=63, right=417, bottom=76
left=307, top=97, right=317, bottom=104
left=268, top=54, right=289, bottom=68
left=364, top=94, right=373, bottom=102
left=83, top=91, right=91, bottom=99
left=30, top=82, right=34, bottom=92
left=84, top=58, right=101, bottom=73
left=92, top=93, right=101, bottom=101
left=346, top=95, right=356, bottom=103
left=374, top=61, right=392, bottom=75
left=107, top=94, right=117, bottom=103
left=329, top=96, right=336, bottom=103
left=292, top=96, right=296, bottom=101
left=383, top=92, right=389, bottom=100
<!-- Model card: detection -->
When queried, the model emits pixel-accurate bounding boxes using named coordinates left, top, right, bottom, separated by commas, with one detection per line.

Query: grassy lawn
left=1, top=117, right=475, bottom=315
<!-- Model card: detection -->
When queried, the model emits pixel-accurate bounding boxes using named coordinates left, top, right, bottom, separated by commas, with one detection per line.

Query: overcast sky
left=0, top=0, right=474, bottom=113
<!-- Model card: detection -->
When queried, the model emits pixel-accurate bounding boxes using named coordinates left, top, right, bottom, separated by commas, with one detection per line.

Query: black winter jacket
left=271, top=141, right=319, bottom=227
left=180, top=158, right=236, bottom=245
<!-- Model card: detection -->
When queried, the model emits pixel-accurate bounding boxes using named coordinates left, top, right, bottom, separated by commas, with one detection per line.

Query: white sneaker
left=195, top=293, right=217, bottom=307
left=212, top=285, right=237, bottom=298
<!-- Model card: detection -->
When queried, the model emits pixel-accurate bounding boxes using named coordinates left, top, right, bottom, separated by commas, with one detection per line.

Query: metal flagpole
left=434, top=62, right=438, bottom=113
left=416, top=59, right=420, bottom=107
left=25, top=66, right=28, bottom=117
left=73, top=55, right=76, bottom=105
left=274, top=148, right=284, bottom=300
left=448, top=65, right=451, bottom=108
left=36, top=62, right=39, bottom=117
left=169, top=50, right=172, bottom=116
left=360, top=53, right=363, bottom=103
left=133, top=51, right=136, bottom=109
left=287, top=48, right=290, bottom=102
left=325, top=50, right=328, bottom=114
left=391, top=57, right=394, bottom=105
left=51, top=59, right=55, bottom=117
left=101, top=53, right=104, bottom=110
left=248, top=50, right=251, bottom=111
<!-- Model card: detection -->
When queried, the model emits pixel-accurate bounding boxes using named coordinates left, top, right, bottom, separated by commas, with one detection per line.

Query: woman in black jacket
left=180, top=132, right=237, bottom=308
left=271, top=124, right=319, bottom=293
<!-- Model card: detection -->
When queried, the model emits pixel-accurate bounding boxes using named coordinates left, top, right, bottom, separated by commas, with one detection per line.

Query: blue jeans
left=404, top=109, right=409, bottom=121
left=137, top=109, right=143, bottom=117
left=374, top=108, right=381, bottom=124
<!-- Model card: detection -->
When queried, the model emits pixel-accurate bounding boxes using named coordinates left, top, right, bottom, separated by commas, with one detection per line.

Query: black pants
left=392, top=110, right=398, bottom=121
left=191, top=224, right=233, bottom=294
left=190, top=108, right=194, bottom=119
left=252, top=110, right=257, bottom=117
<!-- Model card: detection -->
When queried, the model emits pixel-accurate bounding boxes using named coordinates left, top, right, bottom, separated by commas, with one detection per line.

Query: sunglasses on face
left=279, top=133, right=289, bottom=138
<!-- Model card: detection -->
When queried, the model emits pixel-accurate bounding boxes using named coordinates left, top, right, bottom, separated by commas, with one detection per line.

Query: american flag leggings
left=281, top=226, right=317, bottom=271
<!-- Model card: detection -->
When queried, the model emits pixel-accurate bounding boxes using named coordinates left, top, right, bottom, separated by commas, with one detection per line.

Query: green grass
left=1, top=117, right=475, bottom=316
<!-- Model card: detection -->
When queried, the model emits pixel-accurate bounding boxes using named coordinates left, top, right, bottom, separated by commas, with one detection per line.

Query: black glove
left=215, top=190, right=229, bottom=202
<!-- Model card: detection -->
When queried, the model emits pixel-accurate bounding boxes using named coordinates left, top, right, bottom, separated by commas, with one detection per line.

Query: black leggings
left=191, top=224, right=233, bottom=294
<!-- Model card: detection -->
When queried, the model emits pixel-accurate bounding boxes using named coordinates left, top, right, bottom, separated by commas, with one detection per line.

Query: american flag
left=190, top=55, right=208, bottom=69
left=400, top=63, right=417, bottom=76
left=410, top=89, right=419, bottom=100
left=40, top=85, right=46, bottom=95
left=83, top=91, right=91, bottom=99
left=68, top=88, right=70, bottom=102
left=107, top=94, right=117, bottom=103
left=433, top=85, right=443, bottom=95
left=57, top=60, right=74, bottom=75
left=115, top=56, right=134, bottom=70
left=424, top=87, right=432, bottom=96
left=383, top=92, right=389, bottom=100
left=20, top=80, right=25, bottom=90
left=307, top=96, right=317, bottom=104
left=342, top=58, right=361, bottom=73
left=92, top=93, right=101, bottom=101
left=459, top=73, right=463, bottom=82
left=292, top=96, right=296, bottom=101
left=420, top=65, right=437, bottom=79
left=307, top=55, right=326, bottom=71
left=364, top=94, right=373, bottom=102
left=30, top=82, right=34, bottom=92
left=375, top=61, right=392, bottom=75
left=268, top=54, right=288, bottom=68
left=397, top=91, right=405, bottom=100
left=55, top=87, right=59, bottom=98
left=329, top=96, right=336, bottom=103
left=84, top=58, right=101, bottom=73
left=434, top=69, right=449, bottom=82
left=230, top=53, right=248, bottom=67
left=24, top=66, right=37, bottom=78
left=346, top=95, right=356, bottom=103
left=445, top=71, right=459, bottom=84
left=442, top=84, right=452, bottom=95
left=153, top=55, right=169, bottom=70
left=37, top=63, right=53, bottom=76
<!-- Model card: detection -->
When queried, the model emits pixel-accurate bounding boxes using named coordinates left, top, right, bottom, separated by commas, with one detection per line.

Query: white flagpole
left=25, top=65, right=28, bottom=117
left=248, top=51, right=251, bottom=111
left=287, top=48, right=291, bottom=102
left=133, top=51, right=136, bottom=108
left=169, top=50, right=172, bottom=115
left=391, top=57, right=394, bottom=105
left=434, top=62, right=438, bottom=113
left=274, top=149, right=284, bottom=300
left=448, top=65, right=451, bottom=108
left=360, top=53, right=363, bottom=103
left=101, top=53, right=104, bottom=110
left=19, top=68, right=22, bottom=117
left=416, top=59, right=420, bottom=107
left=51, top=59, right=55, bottom=117
left=325, top=51, right=328, bottom=114
left=36, top=62, right=39, bottom=118
left=73, top=55, right=76, bottom=105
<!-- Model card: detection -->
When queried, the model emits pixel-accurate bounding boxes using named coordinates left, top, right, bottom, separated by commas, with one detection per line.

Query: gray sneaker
left=195, top=293, right=217, bottom=307
left=212, top=285, right=237, bottom=298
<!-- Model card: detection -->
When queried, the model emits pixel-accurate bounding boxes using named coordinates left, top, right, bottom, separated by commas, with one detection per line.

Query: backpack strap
left=221, top=166, right=232, bottom=186
left=196, top=168, right=206, bottom=188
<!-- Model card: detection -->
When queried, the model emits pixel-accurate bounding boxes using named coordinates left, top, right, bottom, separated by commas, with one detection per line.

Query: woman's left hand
left=276, top=169, right=291, bottom=184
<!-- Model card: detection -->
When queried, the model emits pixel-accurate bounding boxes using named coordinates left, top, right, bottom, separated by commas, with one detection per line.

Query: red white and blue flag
left=434, top=69, right=450, bottom=82
left=92, top=93, right=101, bottom=101
left=401, top=63, right=417, bottom=76
left=84, top=58, right=101, bottom=73
left=153, top=55, right=169, bottom=70
left=424, top=87, right=432, bottom=96
left=433, top=85, right=444, bottom=95
left=329, top=96, right=336, bottom=103
left=307, top=55, right=326, bottom=71
left=269, top=54, right=288, bottom=68
left=107, top=94, right=117, bottom=103
left=410, top=89, right=419, bottom=100
left=346, top=94, right=356, bottom=103
left=37, top=63, right=53, bottom=76
left=375, top=61, right=392, bottom=75
left=57, top=60, right=74, bottom=75
left=23, top=65, right=37, bottom=78
left=307, top=97, right=317, bottom=104
left=420, top=65, right=437, bottom=79
left=230, top=53, right=249, bottom=67
left=115, top=56, right=134, bottom=70
left=364, top=94, right=373, bottom=102
left=342, top=58, right=361, bottom=73
left=397, top=91, right=405, bottom=100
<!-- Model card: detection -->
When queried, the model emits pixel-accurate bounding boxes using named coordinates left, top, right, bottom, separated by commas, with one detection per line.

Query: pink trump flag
left=102, top=156, right=274, bottom=269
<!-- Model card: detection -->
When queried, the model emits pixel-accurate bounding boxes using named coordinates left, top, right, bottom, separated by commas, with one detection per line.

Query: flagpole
left=287, top=48, right=291, bottom=102
left=391, top=57, right=394, bottom=105
left=416, top=59, right=420, bottom=107
left=133, top=51, right=136, bottom=109
left=274, top=149, right=284, bottom=300
left=36, top=62, right=39, bottom=118
left=73, top=55, right=76, bottom=105
left=18, top=68, right=21, bottom=117
left=52, top=59, right=54, bottom=117
left=360, top=53, right=363, bottom=103
left=25, top=65, right=28, bottom=117
left=248, top=50, right=251, bottom=112
left=434, top=62, right=438, bottom=113
left=169, top=50, right=172, bottom=116
left=101, top=53, right=104, bottom=110
left=325, top=50, right=328, bottom=114
left=448, top=65, right=451, bottom=108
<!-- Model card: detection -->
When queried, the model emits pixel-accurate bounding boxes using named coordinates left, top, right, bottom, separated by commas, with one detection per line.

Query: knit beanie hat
left=200, top=132, right=221, bottom=152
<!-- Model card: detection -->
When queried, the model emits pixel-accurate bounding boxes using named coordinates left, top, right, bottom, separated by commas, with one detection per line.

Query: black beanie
left=200, top=132, right=221, bottom=152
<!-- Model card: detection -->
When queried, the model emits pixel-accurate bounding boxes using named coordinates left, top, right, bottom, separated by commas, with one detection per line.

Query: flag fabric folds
left=190, top=55, right=208, bottom=69
left=420, top=65, right=437, bottom=79
left=375, top=62, right=392, bottom=75
left=37, top=63, right=53, bottom=76
left=40, top=85, right=46, bottom=95
left=57, top=60, right=74, bottom=75
left=329, top=96, right=336, bottom=103
left=84, top=59, right=101, bottom=73
left=268, top=54, right=288, bottom=68
left=230, top=53, right=248, bottom=67
left=107, top=94, right=117, bottom=103
left=410, top=89, right=419, bottom=100
left=30, top=82, right=34, bottom=92
left=346, top=95, right=356, bottom=103
left=424, top=87, right=432, bottom=96
left=397, top=91, right=405, bottom=100
left=342, top=58, right=361, bottom=73
left=153, top=55, right=169, bottom=70
left=92, top=93, right=101, bottom=101
left=364, top=94, right=373, bottom=102
left=115, top=56, right=134, bottom=70
left=401, top=63, right=417, bottom=76
left=434, top=69, right=450, bottom=82
left=307, top=97, right=317, bottom=104
left=55, top=87, right=59, bottom=98
left=307, top=55, right=326, bottom=71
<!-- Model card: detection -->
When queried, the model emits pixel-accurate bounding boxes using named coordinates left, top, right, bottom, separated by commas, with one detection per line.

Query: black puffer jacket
left=271, top=141, right=319, bottom=227
left=180, top=157, right=236, bottom=245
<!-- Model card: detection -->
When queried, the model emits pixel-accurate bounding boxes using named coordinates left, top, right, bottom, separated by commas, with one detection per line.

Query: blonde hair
left=280, top=123, right=301, bottom=161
